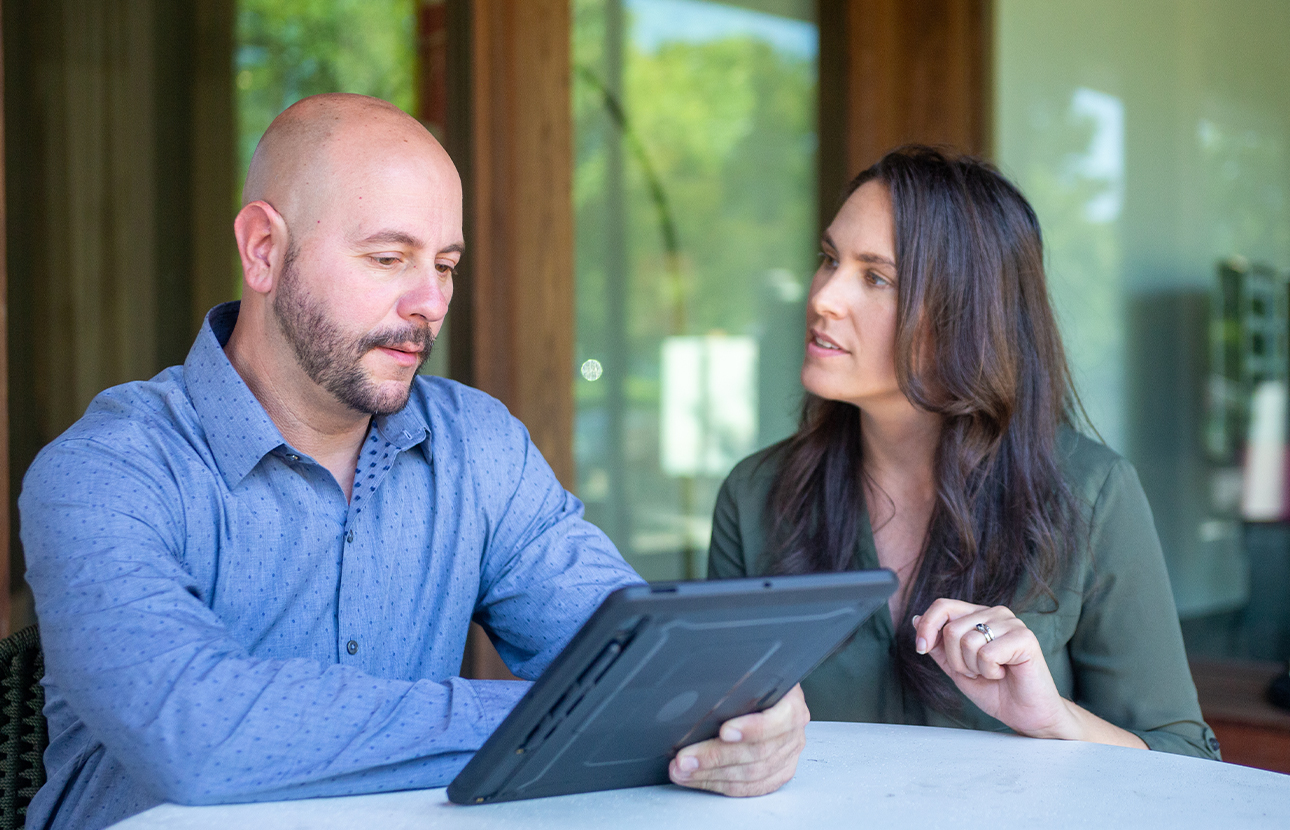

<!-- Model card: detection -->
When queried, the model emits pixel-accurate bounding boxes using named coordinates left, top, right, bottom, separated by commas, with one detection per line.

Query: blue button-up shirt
left=19, top=303, right=641, bottom=830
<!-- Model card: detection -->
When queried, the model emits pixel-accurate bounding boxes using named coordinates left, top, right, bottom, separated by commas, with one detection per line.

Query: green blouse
left=708, top=430, right=1221, bottom=759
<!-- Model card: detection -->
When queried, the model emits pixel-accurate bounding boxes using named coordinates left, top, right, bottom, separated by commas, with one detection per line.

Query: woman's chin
left=801, top=367, right=856, bottom=404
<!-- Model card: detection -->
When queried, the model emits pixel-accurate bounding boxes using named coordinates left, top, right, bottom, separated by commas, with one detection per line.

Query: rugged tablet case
left=447, top=570, right=896, bottom=805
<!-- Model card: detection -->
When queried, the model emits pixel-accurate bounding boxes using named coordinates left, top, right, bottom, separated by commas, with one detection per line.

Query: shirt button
left=345, top=530, right=355, bottom=543
left=346, top=640, right=359, bottom=655
left=1208, top=736, right=1221, bottom=752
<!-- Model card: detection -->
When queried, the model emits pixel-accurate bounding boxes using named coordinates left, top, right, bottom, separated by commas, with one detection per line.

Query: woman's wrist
left=1023, top=699, right=1148, bottom=749
left=1017, top=698, right=1083, bottom=741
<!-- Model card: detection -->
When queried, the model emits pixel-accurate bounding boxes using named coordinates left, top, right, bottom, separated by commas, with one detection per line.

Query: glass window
left=995, top=0, right=1290, bottom=660
left=235, top=0, right=417, bottom=180
left=572, top=0, right=818, bottom=580
left=234, top=0, right=452, bottom=375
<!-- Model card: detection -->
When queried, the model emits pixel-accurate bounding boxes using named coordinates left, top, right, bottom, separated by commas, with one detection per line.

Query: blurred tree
left=235, top=0, right=416, bottom=182
left=572, top=0, right=817, bottom=576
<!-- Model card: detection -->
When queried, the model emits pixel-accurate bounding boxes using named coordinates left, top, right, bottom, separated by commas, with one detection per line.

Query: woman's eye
left=818, top=251, right=839, bottom=268
left=867, top=270, right=893, bottom=287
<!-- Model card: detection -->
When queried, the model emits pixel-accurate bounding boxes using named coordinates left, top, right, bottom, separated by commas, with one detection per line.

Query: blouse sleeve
left=1068, top=459, right=1221, bottom=759
left=708, top=476, right=753, bottom=579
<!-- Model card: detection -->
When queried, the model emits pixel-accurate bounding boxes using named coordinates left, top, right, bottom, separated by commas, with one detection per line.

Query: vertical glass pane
left=234, top=1, right=451, bottom=376
left=996, top=0, right=1290, bottom=659
left=235, top=0, right=417, bottom=181
left=573, top=0, right=818, bottom=580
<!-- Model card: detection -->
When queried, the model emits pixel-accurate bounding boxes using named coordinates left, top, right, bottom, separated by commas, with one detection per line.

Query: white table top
left=111, top=721, right=1290, bottom=829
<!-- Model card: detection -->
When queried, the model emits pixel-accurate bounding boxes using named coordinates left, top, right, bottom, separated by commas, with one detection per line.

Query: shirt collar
left=183, top=302, right=290, bottom=489
left=372, top=396, right=431, bottom=453
left=183, top=302, right=433, bottom=487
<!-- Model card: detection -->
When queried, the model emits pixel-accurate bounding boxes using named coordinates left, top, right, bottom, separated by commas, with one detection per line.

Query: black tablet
left=447, top=570, right=897, bottom=805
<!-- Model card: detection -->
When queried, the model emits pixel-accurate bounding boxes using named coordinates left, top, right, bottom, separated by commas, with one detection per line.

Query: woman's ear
left=234, top=200, right=290, bottom=296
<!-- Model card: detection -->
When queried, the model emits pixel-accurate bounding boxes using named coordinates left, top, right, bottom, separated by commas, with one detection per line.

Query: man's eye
left=436, top=262, right=458, bottom=277
left=373, top=255, right=401, bottom=267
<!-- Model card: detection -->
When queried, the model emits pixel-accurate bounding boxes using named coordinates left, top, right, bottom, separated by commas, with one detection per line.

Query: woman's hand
left=913, top=598, right=1146, bottom=748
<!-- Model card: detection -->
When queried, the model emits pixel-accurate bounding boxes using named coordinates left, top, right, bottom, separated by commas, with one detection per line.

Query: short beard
left=273, top=247, right=435, bottom=415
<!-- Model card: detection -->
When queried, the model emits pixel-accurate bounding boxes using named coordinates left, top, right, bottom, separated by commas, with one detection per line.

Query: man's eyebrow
left=354, top=230, right=425, bottom=248
left=439, top=243, right=464, bottom=256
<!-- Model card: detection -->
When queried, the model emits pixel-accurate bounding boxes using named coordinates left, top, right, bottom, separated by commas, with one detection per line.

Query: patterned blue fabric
left=18, top=302, right=641, bottom=830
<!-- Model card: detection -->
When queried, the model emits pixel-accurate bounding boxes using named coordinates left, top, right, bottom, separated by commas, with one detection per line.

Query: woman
left=708, top=146, right=1219, bottom=758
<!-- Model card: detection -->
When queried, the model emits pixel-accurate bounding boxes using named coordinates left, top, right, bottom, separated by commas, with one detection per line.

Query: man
left=18, top=94, right=808, bottom=830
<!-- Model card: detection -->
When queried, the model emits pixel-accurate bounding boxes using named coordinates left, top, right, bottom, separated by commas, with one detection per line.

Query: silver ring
left=975, top=622, right=995, bottom=643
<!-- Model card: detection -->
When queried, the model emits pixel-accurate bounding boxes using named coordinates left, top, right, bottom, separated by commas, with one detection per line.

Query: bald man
left=18, top=94, right=808, bottom=830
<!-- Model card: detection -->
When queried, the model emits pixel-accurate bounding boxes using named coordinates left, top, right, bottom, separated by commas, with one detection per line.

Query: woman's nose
left=808, top=269, right=847, bottom=319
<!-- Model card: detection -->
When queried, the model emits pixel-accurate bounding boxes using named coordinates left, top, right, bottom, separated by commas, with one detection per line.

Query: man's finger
left=673, top=735, right=762, bottom=774
left=717, top=684, right=808, bottom=744
left=670, top=733, right=803, bottom=790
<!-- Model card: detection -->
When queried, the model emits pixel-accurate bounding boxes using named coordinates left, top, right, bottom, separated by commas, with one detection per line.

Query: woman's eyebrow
left=857, top=252, right=896, bottom=267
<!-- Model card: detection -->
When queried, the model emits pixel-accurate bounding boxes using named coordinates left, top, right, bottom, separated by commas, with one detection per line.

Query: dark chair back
left=0, top=626, right=46, bottom=830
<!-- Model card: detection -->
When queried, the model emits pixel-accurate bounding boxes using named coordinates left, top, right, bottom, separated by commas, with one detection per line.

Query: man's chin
left=365, top=379, right=418, bottom=416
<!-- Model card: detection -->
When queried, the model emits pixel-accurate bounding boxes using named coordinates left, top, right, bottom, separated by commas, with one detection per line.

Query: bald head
left=243, top=93, right=458, bottom=237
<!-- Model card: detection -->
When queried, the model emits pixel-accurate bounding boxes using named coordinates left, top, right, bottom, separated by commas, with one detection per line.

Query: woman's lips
left=806, top=330, right=848, bottom=356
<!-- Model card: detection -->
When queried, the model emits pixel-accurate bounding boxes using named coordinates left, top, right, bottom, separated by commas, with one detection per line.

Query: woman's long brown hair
left=766, top=146, right=1081, bottom=714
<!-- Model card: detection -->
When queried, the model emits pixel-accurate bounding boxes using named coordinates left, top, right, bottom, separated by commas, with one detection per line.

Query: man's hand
left=667, top=684, right=809, bottom=796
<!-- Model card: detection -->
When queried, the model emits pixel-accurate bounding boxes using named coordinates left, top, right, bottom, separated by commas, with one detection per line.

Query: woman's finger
left=925, top=605, right=1018, bottom=679
left=913, top=598, right=987, bottom=656
left=961, top=607, right=1021, bottom=677
left=960, top=616, right=1025, bottom=678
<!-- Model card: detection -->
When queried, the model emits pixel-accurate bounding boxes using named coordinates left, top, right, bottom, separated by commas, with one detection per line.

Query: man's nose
left=398, top=268, right=452, bottom=325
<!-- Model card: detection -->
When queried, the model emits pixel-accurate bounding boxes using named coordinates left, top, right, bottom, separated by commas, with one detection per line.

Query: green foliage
left=574, top=2, right=815, bottom=362
left=572, top=0, right=817, bottom=574
left=235, top=0, right=417, bottom=183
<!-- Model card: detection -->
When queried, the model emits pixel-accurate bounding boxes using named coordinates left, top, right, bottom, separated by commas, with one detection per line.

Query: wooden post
left=448, top=0, right=575, bottom=681
left=0, top=2, right=10, bottom=635
left=819, top=0, right=992, bottom=216
left=459, top=0, right=575, bottom=490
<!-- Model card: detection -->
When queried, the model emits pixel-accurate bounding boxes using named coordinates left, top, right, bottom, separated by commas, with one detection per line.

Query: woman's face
left=801, top=180, right=904, bottom=411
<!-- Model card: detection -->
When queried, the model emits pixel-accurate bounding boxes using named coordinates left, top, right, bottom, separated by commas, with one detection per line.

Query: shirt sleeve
left=708, top=476, right=753, bottom=579
left=466, top=404, right=644, bottom=680
left=21, top=434, right=530, bottom=807
left=1067, top=459, right=1222, bottom=760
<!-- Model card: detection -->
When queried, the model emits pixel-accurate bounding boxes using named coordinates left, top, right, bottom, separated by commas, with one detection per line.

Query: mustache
left=357, top=324, right=436, bottom=356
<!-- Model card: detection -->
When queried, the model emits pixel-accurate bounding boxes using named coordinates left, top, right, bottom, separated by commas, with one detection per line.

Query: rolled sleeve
left=1069, top=459, right=1221, bottom=760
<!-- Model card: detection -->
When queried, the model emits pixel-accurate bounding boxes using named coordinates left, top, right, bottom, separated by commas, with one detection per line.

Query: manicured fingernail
left=912, top=615, right=921, bottom=625
left=721, top=726, right=743, bottom=742
left=916, top=637, right=927, bottom=654
left=679, top=755, right=699, bottom=772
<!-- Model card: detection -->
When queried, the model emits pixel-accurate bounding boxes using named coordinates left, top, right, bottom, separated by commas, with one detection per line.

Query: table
left=111, top=721, right=1290, bottom=829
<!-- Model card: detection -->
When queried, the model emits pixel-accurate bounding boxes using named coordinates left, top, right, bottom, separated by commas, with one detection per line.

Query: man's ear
left=234, top=201, right=290, bottom=296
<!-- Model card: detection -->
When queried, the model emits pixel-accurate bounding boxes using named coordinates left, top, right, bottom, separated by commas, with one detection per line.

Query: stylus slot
left=576, top=641, right=622, bottom=687
left=520, top=712, right=555, bottom=752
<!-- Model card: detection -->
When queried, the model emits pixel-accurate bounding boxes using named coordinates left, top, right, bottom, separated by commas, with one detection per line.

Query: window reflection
left=573, top=0, right=818, bottom=579
left=997, top=0, right=1290, bottom=660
